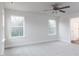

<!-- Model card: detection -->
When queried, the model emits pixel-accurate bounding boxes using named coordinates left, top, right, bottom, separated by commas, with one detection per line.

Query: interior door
left=70, top=17, right=79, bottom=42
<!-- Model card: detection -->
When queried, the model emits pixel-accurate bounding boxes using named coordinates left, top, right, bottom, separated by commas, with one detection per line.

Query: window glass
left=8, top=16, right=25, bottom=38
left=48, top=20, right=56, bottom=35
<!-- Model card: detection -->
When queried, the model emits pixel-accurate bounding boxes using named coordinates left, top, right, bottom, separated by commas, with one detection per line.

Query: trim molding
left=5, top=39, right=59, bottom=49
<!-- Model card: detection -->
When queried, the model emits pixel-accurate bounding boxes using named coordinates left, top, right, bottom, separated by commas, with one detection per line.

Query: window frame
left=48, top=19, right=57, bottom=36
left=8, top=15, right=25, bottom=39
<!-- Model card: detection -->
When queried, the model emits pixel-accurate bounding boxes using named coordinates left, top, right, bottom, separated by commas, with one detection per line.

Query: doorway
left=70, top=17, right=79, bottom=44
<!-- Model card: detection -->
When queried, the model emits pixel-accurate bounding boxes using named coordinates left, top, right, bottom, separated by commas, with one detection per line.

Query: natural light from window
left=48, top=19, right=56, bottom=35
left=8, top=16, right=25, bottom=38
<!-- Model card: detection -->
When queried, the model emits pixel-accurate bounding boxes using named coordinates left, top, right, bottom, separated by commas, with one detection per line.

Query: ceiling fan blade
left=59, top=10, right=65, bottom=13
left=58, top=6, right=70, bottom=9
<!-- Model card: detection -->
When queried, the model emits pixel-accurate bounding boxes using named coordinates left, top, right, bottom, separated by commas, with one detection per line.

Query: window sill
left=9, top=36, right=25, bottom=39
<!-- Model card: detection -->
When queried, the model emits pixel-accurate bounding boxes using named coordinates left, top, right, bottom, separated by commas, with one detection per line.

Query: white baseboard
left=5, top=39, right=59, bottom=49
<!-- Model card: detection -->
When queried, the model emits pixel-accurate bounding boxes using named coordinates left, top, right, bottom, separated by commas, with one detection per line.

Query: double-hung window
left=48, top=19, right=56, bottom=35
left=8, top=16, right=25, bottom=38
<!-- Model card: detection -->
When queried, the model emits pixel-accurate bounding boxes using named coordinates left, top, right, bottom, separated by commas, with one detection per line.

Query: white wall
left=0, top=3, right=5, bottom=55
left=59, top=15, right=71, bottom=43
left=5, top=9, right=59, bottom=48
left=59, top=12, right=79, bottom=43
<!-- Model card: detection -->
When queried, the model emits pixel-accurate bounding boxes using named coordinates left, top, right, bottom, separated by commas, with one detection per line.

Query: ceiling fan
left=45, top=3, right=70, bottom=13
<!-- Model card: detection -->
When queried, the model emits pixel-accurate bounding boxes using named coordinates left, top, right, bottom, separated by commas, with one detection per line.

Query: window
left=8, top=16, right=25, bottom=38
left=48, top=19, right=56, bottom=35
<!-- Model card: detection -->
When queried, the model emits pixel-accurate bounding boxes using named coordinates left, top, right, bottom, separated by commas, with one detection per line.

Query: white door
left=70, top=18, right=79, bottom=40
